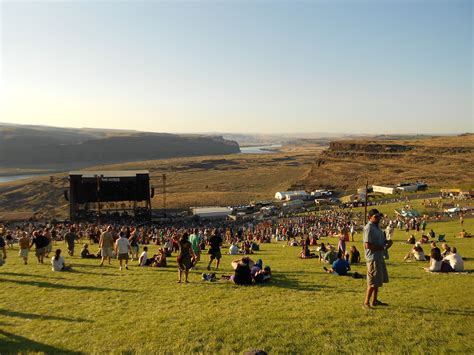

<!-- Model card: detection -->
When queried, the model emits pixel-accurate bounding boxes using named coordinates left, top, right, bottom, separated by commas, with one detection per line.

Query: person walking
left=30, top=231, right=50, bottom=264
left=64, top=227, right=77, bottom=256
left=115, top=232, right=131, bottom=270
left=18, top=231, right=31, bottom=265
left=99, top=226, right=114, bottom=266
left=177, top=233, right=196, bottom=283
left=189, top=228, right=202, bottom=263
left=363, top=209, right=392, bottom=309
left=207, top=230, right=223, bottom=271
left=0, top=232, right=6, bottom=266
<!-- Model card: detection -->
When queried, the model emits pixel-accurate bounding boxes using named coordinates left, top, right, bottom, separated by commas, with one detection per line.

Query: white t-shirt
left=444, top=253, right=464, bottom=272
left=116, top=237, right=130, bottom=254
left=139, top=251, right=148, bottom=266
left=51, top=256, right=65, bottom=271
left=429, top=259, right=442, bottom=272
left=229, top=244, right=238, bottom=255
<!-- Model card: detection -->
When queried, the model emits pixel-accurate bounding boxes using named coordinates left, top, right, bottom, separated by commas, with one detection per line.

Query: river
left=239, top=144, right=282, bottom=154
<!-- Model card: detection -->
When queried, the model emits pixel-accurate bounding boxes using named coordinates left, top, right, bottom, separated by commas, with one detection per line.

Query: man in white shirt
left=138, top=246, right=149, bottom=266
left=443, top=247, right=464, bottom=272
left=115, top=233, right=131, bottom=270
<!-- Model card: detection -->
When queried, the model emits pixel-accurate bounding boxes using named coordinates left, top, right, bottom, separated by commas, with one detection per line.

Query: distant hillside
left=299, top=134, right=474, bottom=192
left=0, top=124, right=240, bottom=168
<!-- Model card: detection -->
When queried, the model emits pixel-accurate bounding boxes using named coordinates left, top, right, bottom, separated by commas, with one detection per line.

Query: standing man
left=99, top=225, right=114, bottom=266
left=363, top=209, right=392, bottom=309
left=0, top=232, right=6, bottom=266
left=207, top=230, right=223, bottom=271
left=18, top=231, right=31, bottom=265
left=189, top=228, right=202, bottom=263
left=64, top=227, right=77, bottom=256
left=115, top=232, right=131, bottom=270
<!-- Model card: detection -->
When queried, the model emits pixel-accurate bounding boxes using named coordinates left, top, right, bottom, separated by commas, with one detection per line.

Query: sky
left=0, top=0, right=472, bottom=134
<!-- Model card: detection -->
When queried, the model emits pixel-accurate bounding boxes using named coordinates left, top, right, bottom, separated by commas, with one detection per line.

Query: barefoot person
left=0, top=233, right=6, bottom=266
left=363, top=209, right=392, bottom=309
left=115, top=232, right=131, bottom=270
left=207, top=230, right=223, bottom=271
left=177, top=233, right=196, bottom=283
left=99, top=225, right=114, bottom=266
left=18, top=231, right=31, bottom=265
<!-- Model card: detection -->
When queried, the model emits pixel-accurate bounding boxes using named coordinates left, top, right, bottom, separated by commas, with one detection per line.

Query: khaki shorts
left=35, top=247, right=47, bottom=257
left=101, top=247, right=113, bottom=258
left=367, top=258, right=388, bottom=288
left=19, top=249, right=29, bottom=258
left=118, top=253, right=129, bottom=260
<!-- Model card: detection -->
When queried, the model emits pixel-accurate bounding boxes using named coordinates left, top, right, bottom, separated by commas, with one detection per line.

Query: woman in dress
left=177, top=233, right=196, bottom=283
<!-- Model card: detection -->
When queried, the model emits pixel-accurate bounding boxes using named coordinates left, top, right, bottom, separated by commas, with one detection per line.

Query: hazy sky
left=1, top=0, right=472, bottom=134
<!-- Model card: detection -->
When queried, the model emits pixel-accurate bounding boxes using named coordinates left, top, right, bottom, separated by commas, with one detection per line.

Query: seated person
left=406, top=235, right=416, bottom=244
left=324, top=251, right=350, bottom=276
left=222, top=257, right=254, bottom=285
left=317, top=243, right=328, bottom=261
left=240, top=240, right=253, bottom=255
left=428, top=229, right=436, bottom=239
left=80, top=244, right=97, bottom=259
left=250, top=259, right=263, bottom=278
left=441, top=243, right=451, bottom=258
left=251, top=241, right=260, bottom=252
left=404, top=243, right=426, bottom=261
left=51, top=249, right=72, bottom=272
left=228, top=243, right=239, bottom=255
left=347, top=245, right=360, bottom=264
left=138, top=246, right=150, bottom=266
left=443, top=247, right=464, bottom=272
left=300, top=244, right=316, bottom=259
left=153, top=248, right=167, bottom=267
left=323, top=246, right=338, bottom=265
left=424, top=248, right=443, bottom=272
left=419, top=235, right=429, bottom=244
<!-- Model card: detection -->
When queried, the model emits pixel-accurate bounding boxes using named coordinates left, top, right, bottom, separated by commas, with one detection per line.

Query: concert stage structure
left=66, top=170, right=153, bottom=221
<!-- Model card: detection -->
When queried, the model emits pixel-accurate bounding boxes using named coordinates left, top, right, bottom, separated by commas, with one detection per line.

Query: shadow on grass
left=0, top=309, right=92, bottom=323
left=0, top=272, right=64, bottom=279
left=0, top=330, right=82, bottom=354
left=266, top=273, right=334, bottom=291
left=401, top=306, right=474, bottom=317
left=0, top=278, right=137, bottom=293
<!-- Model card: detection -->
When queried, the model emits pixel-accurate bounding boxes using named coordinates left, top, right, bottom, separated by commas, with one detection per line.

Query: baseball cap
left=368, top=208, right=382, bottom=217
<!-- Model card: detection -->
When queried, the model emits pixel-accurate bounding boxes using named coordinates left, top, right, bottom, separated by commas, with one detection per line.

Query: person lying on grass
left=323, top=251, right=350, bottom=276
left=51, top=249, right=72, bottom=272
left=222, top=257, right=254, bottom=285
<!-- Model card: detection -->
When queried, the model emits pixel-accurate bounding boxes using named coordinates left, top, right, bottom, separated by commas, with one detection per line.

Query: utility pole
left=364, top=179, right=368, bottom=225
left=162, top=173, right=167, bottom=217
left=96, top=175, right=101, bottom=228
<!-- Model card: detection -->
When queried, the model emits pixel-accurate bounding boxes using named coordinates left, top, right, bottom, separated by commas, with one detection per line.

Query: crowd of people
left=0, top=205, right=470, bottom=292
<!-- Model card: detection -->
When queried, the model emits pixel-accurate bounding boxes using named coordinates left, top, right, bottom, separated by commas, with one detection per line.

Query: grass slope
left=1, top=219, right=473, bottom=353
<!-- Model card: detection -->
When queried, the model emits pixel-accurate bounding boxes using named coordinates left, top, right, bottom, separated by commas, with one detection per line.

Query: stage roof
left=69, top=170, right=149, bottom=178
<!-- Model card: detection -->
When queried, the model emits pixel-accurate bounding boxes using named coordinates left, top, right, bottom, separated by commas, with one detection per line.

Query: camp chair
left=437, top=234, right=446, bottom=242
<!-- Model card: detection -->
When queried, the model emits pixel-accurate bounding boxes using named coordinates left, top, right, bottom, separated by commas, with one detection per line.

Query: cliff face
left=302, top=135, right=474, bottom=191
left=323, top=139, right=474, bottom=160
left=0, top=125, right=240, bottom=168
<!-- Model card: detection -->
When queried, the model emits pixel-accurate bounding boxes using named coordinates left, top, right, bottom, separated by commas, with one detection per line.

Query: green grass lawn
left=1, top=219, right=473, bottom=354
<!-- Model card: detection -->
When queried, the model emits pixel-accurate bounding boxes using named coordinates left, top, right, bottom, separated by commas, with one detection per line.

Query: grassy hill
left=0, top=218, right=472, bottom=353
